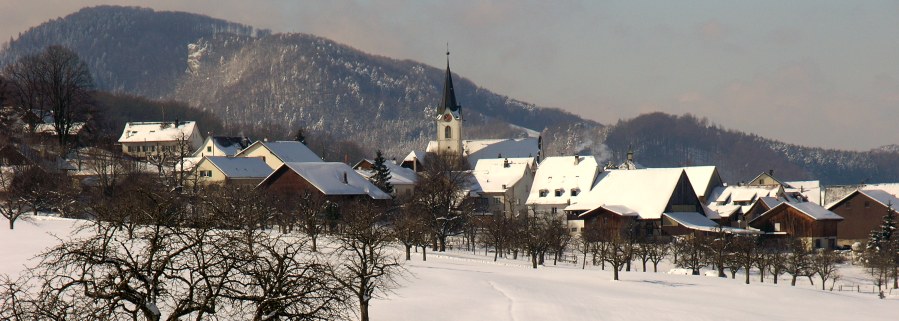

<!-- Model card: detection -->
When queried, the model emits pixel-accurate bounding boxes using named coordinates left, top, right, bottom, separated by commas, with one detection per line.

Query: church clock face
left=442, top=113, right=452, bottom=122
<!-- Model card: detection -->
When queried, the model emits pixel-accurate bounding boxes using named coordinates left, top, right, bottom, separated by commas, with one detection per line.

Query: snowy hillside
left=3, top=216, right=897, bottom=320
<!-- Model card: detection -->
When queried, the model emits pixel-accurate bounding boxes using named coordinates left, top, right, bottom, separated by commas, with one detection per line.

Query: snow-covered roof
left=526, top=155, right=601, bottom=206
left=825, top=189, right=899, bottom=210
left=426, top=138, right=539, bottom=167
left=238, top=141, right=322, bottom=163
left=194, top=136, right=253, bottom=157
left=471, top=158, right=532, bottom=193
left=682, top=166, right=719, bottom=198
left=753, top=201, right=843, bottom=223
left=202, top=156, right=272, bottom=178
left=403, top=150, right=426, bottom=164
left=663, top=212, right=720, bottom=232
left=118, top=121, right=199, bottom=143
left=710, top=185, right=781, bottom=204
left=784, top=180, right=821, bottom=205
left=567, top=168, right=690, bottom=220
left=33, top=122, right=85, bottom=136
left=355, top=160, right=418, bottom=186
left=277, top=162, right=391, bottom=199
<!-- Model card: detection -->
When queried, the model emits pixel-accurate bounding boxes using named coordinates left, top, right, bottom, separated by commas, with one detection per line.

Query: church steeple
left=438, top=50, right=460, bottom=115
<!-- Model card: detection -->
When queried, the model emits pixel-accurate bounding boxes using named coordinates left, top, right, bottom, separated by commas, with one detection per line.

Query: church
left=404, top=53, right=541, bottom=170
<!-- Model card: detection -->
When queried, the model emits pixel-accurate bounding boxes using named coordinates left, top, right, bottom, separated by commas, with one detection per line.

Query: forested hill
left=601, top=113, right=899, bottom=185
left=3, top=6, right=897, bottom=184
left=0, top=5, right=595, bottom=158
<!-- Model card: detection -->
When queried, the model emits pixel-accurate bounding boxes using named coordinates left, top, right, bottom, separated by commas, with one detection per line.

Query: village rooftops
left=825, top=189, right=899, bottom=210
left=201, top=156, right=272, bottom=179
left=426, top=138, right=540, bottom=167
left=567, top=168, right=691, bottom=220
left=276, top=162, right=391, bottom=199
left=526, top=155, right=601, bottom=206
left=118, top=121, right=199, bottom=143
left=751, top=201, right=843, bottom=224
left=471, top=157, right=533, bottom=193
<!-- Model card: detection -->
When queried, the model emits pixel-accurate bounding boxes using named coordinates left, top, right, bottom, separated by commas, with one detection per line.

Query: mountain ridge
left=3, top=5, right=897, bottom=185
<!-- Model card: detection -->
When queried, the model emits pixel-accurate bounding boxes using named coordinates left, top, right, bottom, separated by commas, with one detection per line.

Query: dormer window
left=570, top=188, right=580, bottom=197
left=539, top=189, right=549, bottom=197
left=555, top=189, right=563, bottom=197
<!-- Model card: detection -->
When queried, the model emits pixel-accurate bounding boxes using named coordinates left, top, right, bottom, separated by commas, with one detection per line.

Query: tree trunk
left=893, top=266, right=898, bottom=289
left=311, top=236, right=318, bottom=252
left=360, top=298, right=370, bottom=321
left=745, top=266, right=751, bottom=284
left=405, top=244, right=412, bottom=261
left=582, top=252, right=588, bottom=269
left=759, top=269, right=765, bottom=283
left=422, top=245, right=427, bottom=261
left=791, top=274, right=797, bottom=286
left=531, top=252, right=538, bottom=269
left=8, top=218, right=14, bottom=230
left=653, top=262, right=658, bottom=273
left=438, top=236, right=446, bottom=252
left=613, top=266, right=619, bottom=280
left=642, top=261, right=647, bottom=272
left=820, top=276, right=826, bottom=291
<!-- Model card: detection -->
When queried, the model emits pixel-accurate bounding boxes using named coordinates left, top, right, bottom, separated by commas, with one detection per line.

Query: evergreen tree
left=868, top=204, right=896, bottom=251
left=370, top=150, right=393, bottom=195
left=294, top=128, right=306, bottom=145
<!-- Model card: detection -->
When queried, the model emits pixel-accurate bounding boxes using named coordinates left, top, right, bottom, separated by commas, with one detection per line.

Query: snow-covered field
left=3, top=216, right=898, bottom=320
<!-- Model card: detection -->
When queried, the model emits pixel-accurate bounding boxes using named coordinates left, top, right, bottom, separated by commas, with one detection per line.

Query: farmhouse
left=748, top=201, right=843, bottom=249
left=826, top=189, right=899, bottom=247
left=118, top=121, right=203, bottom=158
left=234, top=140, right=321, bottom=170
left=257, top=162, right=391, bottom=202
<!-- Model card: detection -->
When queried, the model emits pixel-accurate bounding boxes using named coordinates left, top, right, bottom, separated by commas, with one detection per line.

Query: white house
left=471, top=157, right=536, bottom=216
left=118, top=121, right=203, bottom=158
left=525, top=155, right=602, bottom=218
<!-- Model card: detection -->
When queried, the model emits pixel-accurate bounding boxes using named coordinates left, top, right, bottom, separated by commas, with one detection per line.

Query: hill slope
left=3, top=6, right=898, bottom=184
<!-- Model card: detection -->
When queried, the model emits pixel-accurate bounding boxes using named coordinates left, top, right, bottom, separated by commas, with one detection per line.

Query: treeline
left=602, top=112, right=899, bottom=184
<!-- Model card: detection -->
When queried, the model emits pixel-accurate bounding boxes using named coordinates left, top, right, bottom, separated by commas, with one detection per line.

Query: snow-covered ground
left=3, top=216, right=898, bottom=320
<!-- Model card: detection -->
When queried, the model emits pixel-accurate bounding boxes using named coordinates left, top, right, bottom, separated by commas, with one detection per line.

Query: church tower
left=436, top=52, right=463, bottom=155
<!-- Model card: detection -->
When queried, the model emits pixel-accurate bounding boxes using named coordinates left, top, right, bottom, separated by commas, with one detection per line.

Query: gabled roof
left=237, top=141, right=321, bottom=163
left=275, top=162, right=391, bottom=199
left=118, top=121, right=199, bottom=143
left=355, top=160, right=418, bottom=186
left=202, top=156, right=272, bottom=178
left=825, top=189, right=899, bottom=210
left=663, top=212, right=720, bottom=232
left=526, top=155, right=601, bottom=206
left=471, top=158, right=532, bottom=193
left=682, top=166, right=720, bottom=199
left=747, top=171, right=790, bottom=188
left=195, top=136, right=253, bottom=157
left=426, top=138, right=540, bottom=167
left=752, top=201, right=843, bottom=224
left=568, top=168, right=691, bottom=220
left=403, top=150, right=426, bottom=164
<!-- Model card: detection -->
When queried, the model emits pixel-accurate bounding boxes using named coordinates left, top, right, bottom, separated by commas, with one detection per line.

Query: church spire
left=439, top=49, right=460, bottom=115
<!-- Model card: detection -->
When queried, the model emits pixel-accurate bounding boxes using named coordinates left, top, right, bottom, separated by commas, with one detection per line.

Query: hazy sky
left=3, top=1, right=899, bottom=151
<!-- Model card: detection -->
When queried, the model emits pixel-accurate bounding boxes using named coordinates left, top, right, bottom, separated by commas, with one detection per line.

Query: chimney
left=768, top=169, right=774, bottom=177
left=503, top=158, right=509, bottom=168
left=342, top=172, right=348, bottom=184
left=574, top=153, right=580, bottom=165
left=627, top=149, right=634, bottom=162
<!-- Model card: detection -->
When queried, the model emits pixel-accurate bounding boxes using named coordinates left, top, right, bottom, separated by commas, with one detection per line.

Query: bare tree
left=732, top=235, right=760, bottom=284
left=784, top=238, right=813, bottom=286
left=392, top=201, right=429, bottom=261
left=645, top=238, right=670, bottom=273
left=3, top=45, right=93, bottom=146
left=0, top=165, right=31, bottom=229
left=409, top=153, right=472, bottom=252
left=762, top=239, right=789, bottom=285
left=811, top=249, right=843, bottom=291
left=703, top=229, right=732, bottom=278
left=335, top=201, right=403, bottom=321
left=674, top=233, right=708, bottom=276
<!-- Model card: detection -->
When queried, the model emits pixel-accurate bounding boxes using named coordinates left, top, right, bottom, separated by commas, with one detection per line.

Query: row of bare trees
left=671, top=232, right=844, bottom=290
left=0, top=164, right=403, bottom=321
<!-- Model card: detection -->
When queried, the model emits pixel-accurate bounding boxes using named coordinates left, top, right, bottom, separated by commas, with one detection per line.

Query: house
left=118, top=121, right=203, bottom=158
left=353, top=158, right=418, bottom=198
left=826, top=189, right=899, bottom=247
left=193, top=156, right=272, bottom=187
left=470, top=157, right=536, bottom=216
left=193, top=136, right=254, bottom=157
left=746, top=170, right=788, bottom=188
left=525, top=155, right=602, bottom=218
left=234, top=141, right=321, bottom=170
left=748, top=201, right=843, bottom=249
left=568, top=168, right=712, bottom=237
left=400, top=150, right=426, bottom=172
left=257, top=162, right=391, bottom=202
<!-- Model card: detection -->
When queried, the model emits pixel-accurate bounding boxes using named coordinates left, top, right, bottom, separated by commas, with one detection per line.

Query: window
left=814, top=239, right=821, bottom=249
left=539, top=189, right=549, bottom=197
left=570, top=188, right=580, bottom=197
left=444, top=125, right=452, bottom=139
left=142, top=146, right=148, bottom=152
left=774, top=223, right=781, bottom=232
left=570, top=227, right=577, bottom=232
left=551, top=207, right=558, bottom=214
left=554, top=189, right=563, bottom=197
left=207, top=146, right=212, bottom=152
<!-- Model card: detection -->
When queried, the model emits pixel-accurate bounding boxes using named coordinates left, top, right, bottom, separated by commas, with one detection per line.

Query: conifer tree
left=371, top=150, right=393, bottom=195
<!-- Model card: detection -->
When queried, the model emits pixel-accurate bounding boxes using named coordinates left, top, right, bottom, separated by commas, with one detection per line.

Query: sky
left=3, top=0, right=899, bottom=151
